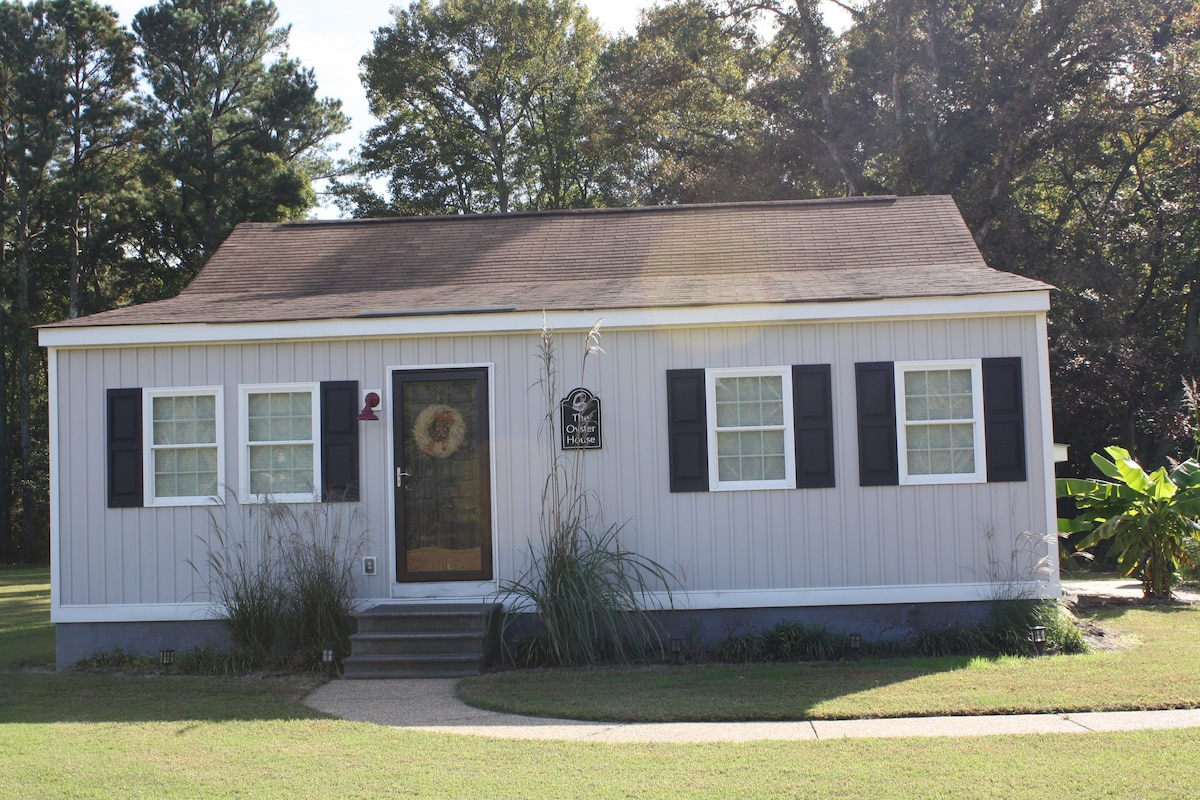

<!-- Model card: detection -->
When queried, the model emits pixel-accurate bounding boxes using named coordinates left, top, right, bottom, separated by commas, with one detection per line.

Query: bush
left=193, top=496, right=366, bottom=670
left=714, top=600, right=1087, bottom=664
left=495, top=320, right=676, bottom=667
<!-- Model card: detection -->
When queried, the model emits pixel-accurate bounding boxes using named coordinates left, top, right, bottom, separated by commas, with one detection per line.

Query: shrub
left=714, top=600, right=1087, bottom=664
left=193, top=495, right=367, bottom=670
left=495, top=319, right=676, bottom=667
left=1059, top=446, right=1200, bottom=598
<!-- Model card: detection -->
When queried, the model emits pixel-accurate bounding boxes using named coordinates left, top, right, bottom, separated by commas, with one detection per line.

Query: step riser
left=356, top=615, right=489, bottom=634
left=350, top=634, right=486, bottom=657
left=343, top=603, right=501, bottom=679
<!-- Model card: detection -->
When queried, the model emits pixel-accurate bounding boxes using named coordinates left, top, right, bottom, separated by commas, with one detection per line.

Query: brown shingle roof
left=48, top=195, right=1048, bottom=328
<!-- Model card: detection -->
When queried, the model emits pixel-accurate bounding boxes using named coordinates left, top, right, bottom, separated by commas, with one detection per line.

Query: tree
left=132, top=0, right=346, bottom=290
left=51, top=0, right=138, bottom=319
left=343, top=0, right=612, bottom=216
left=0, top=0, right=346, bottom=561
left=598, top=0, right=787, bottom=204
left=1059, top=446, right=1200, bottom=597
left=1, top=0, right=74, bottom=561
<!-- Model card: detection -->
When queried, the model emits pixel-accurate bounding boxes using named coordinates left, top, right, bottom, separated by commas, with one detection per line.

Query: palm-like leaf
left=1060, top=447, right=1200, bottom=597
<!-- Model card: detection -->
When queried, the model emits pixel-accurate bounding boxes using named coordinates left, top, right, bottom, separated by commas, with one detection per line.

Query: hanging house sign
left=560, top=388, right=602, bottom=450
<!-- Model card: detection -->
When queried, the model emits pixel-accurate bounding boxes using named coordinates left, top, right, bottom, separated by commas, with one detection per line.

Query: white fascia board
left=38, top=291, right=1050, bottom=349
left=646, top=581, right=1061, bottom=611
left=53, top=602, right=217, bottom=624
left=46, top=347, right=62, bottom=618
left=52, top=581, right=1063, bottom=624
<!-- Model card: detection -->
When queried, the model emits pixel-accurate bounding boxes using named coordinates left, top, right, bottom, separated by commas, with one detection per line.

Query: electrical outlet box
left=362, top=556, right=377, bottom=577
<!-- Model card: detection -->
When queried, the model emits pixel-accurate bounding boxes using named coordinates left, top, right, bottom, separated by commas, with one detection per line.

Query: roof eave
left=39, top=289, right=1051, bottom=349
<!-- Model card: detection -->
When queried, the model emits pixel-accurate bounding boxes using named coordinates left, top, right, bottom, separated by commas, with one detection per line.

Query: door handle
left=396, top=469, right=412, bottom=488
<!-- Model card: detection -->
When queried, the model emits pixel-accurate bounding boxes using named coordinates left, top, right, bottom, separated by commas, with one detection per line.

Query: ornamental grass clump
left=496, top=319, right=676, bottom=667
left=193, top=494, right=367, bottom=670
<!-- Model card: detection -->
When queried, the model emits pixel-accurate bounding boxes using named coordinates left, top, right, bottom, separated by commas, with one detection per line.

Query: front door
left=392, top=368, right=492, bottom=582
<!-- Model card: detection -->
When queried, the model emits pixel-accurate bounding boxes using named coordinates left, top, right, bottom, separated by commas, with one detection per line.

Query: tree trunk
left=0, top=305, right=10, bottom=561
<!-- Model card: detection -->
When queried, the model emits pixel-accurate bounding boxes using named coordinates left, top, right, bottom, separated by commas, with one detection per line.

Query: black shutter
left=107, top=388, right=143, bottom=508
left=982, top=357, right=1027, bottom=482
left=320, top=380, right=360, bottom=501
left=855, top=362, right=899, bottom=486
left=666, top=369, right=709, bottom=492
left=792, top=364, right=835, bottom=488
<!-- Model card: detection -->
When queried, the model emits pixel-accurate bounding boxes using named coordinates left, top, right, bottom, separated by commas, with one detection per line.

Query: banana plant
left=1057, top=446, right=1200, bottom=598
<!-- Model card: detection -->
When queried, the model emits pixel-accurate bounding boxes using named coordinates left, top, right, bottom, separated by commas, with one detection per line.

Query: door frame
left=386, top=362, right=498, bottom=595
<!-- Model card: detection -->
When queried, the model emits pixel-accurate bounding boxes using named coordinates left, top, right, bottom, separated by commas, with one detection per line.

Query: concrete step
left=349, top=631, right=486, bottom=657
left=355, top=603, right=498, bottom=634
left=341, top=602, right=501, bottom=679
left=341, top=653, right=483, bottom=679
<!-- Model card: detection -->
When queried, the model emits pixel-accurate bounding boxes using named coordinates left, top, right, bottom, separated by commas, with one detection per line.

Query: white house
left=39, top=195, right=1059, bottom=669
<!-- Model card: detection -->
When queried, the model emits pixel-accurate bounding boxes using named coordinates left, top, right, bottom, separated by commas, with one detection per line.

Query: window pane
left=153, top=393, right=217, bottom=445
left=905, top=421, right=975, bottom=476
left=248, top=391, right=312, bottom=444
left=905, top=368, right=973, bottom=423
left=716, top=429, right=785, bottom=482
left=249, top=443, right=313, bottom=495
left=154, top=446, right=218, bottom=498
left=714, top=376, right=784, bottom=429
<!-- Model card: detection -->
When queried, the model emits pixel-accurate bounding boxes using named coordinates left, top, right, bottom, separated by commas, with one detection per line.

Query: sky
left=104, top=1, right=851, bottom=217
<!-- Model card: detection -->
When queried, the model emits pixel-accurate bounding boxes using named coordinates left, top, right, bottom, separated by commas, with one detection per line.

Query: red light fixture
left=357, top=391, right=380, bottom=421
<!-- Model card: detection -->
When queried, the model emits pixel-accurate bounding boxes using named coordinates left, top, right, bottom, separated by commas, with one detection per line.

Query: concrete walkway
left=304, top=580, right=1200, bottom=742
left=303, top=679, right=1200, bottom=743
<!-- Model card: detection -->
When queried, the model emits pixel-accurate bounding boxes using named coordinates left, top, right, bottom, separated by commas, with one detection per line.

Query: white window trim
left=142, top=386, right=225, bottom=508
left=706, top=366, right=796, bottom=491
left=894, top=359, right=987, bottom=485
left=238, top=383, right=322, bottom=504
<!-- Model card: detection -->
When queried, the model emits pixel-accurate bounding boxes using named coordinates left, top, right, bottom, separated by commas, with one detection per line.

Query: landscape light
left=322, top=646, right=336, bottom=678
left=1031, top=626, right=1047, bottom=656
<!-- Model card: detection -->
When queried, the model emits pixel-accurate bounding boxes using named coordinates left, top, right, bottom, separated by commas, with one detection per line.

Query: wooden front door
left=392, top=368, right=492, bottom=582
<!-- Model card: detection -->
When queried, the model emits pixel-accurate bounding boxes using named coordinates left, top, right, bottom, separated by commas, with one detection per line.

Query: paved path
left=304, top=580, right=1200, bottom=742
left=303, top=679, right=1200, bottom=743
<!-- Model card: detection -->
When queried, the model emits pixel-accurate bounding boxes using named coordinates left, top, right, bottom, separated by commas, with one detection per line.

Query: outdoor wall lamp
left=1031, top=625, right=1047, bottom=656
left=322, top=646, right=336, bottom=678
left=357, top=391, right=381, bottom=421
left=848, top=633, right=862, bottom=656
left=159, top=648, right=175, bottom=675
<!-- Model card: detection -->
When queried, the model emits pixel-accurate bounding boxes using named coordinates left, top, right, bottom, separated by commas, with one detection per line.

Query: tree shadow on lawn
left=466, top=602, right=1200, bottom=722
left=0, top=671, right=330, bottom=725
left=464, top=655, right=993, bottom=722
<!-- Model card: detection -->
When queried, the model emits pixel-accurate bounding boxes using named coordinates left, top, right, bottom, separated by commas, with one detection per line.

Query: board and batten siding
left=49, top=312, right=1053, bottom=616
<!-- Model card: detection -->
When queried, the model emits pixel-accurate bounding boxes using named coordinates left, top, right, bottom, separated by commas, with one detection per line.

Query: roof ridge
left=277, top=194, right=905, bottom=228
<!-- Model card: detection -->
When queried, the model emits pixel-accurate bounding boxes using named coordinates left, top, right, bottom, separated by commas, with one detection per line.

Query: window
left=706, top=367, right=795, bottom=490
left=667, top=366, right=833, bottom=493
left=143, top=387, right=224, bottom=507
left=239, top=384, right=321, bottom=502
left=894, top=360, right=986, bottom=484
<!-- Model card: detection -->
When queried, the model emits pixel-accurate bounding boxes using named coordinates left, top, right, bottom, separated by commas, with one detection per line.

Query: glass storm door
left=392, top=368, right=492, bottom=582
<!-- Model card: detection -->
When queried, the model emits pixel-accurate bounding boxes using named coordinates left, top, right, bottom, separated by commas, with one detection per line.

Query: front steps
left=342, top=603, right=501, bottom=679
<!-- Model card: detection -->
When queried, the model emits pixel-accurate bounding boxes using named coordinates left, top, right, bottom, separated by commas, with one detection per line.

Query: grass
left=0, top=565, right=54, bottom=670
left=3, top=566, right=1200, bottom=799
left=460, top=604, right=1200, bottom=721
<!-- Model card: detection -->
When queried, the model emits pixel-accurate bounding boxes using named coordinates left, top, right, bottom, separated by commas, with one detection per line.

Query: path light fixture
left=848, top=633, right=862, bottom=657
left=159, top=648, right=175, bottom=675
left=1031, top=625, right=1047, bottom=656
left=322, top=646, right=336, bottom=678
left=670, top=637, right=683, bottom=666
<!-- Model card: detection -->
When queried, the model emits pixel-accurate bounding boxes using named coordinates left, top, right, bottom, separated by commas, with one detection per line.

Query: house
left=39, top=195, right=1059, bottom=668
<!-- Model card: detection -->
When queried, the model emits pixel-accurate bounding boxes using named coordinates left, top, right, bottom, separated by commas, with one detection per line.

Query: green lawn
left=0, top=566, right=53, bottom=670
left=3, top=566, right=1200, bottom=799
left=459, top=604, right=1200, bottom=721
